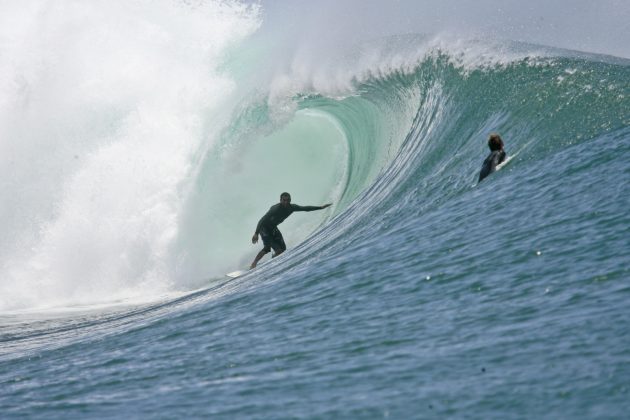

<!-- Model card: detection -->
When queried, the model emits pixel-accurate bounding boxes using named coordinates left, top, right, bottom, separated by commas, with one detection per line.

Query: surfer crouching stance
left=250, top=192, right=331, bottom=269
left=478, top=133, right=507, bottom=182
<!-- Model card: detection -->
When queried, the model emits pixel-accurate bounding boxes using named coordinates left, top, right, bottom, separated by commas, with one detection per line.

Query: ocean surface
left=1, top=1, right=629, bottom=418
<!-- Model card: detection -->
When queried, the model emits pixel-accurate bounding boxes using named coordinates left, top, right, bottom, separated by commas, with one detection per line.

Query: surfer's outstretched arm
left=292, top=203, right=332, bottom=212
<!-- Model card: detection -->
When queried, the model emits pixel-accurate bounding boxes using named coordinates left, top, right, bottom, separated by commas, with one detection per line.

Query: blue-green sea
left=1, top=1, right=629, bottom=418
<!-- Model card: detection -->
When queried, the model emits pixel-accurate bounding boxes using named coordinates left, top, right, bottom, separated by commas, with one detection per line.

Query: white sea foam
left=0, top=0, right=261, bottom=311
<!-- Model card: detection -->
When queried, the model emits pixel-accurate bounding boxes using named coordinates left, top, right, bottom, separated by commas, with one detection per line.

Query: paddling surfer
left=250, top=192, right=331, bottom=269
left=478, top=133, right=507, bottom=182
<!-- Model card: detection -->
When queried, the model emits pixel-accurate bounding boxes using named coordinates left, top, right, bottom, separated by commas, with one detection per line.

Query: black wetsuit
left=478, top=150, right=507, bottom=182
left=255, top=203, right=322, bottom=252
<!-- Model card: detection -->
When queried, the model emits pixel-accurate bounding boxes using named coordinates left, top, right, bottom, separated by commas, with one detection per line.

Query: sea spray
left=0, top=0, right=261, bottom=311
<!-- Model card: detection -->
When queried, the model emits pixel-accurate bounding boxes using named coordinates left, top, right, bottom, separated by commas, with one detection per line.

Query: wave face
left=1, top=1, right=629, bottom=418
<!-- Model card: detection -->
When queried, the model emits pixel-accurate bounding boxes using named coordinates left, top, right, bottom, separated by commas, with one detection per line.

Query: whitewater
left=1, top=1, right=629, bottom=418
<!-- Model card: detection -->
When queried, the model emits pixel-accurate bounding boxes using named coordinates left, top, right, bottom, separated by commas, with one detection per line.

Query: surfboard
left=226, top=270, right=247, bottom=279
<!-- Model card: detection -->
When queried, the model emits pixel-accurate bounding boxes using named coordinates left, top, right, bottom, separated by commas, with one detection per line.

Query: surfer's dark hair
left=488, top=133, right=504, bottom=151
left=280, top=192, right=291, bottom=200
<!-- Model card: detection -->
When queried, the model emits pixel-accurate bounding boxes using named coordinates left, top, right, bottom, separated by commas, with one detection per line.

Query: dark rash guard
left=478, top=150, right=507, bottom=182
left=255, top=203, right=321, bottom=234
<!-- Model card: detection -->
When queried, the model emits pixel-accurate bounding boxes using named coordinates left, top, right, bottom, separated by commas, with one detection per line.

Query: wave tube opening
left=154, top=109, right=350, bottom=290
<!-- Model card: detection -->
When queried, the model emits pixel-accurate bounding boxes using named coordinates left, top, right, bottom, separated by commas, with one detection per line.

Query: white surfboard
left=226, top=270, right=247, bottom=279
